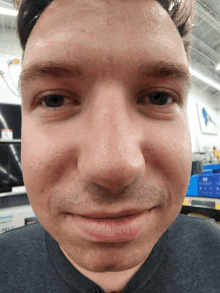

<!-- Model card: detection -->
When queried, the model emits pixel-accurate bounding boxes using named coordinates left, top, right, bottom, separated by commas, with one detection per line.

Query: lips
left=73, top=209, right=151, bottom=242
left=79, top=209, right=146, bottom=219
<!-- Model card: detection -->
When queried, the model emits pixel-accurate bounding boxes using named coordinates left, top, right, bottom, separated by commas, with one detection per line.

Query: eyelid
left=139, top=88, right=179, bottom=99
left=138, top=88, right=180, bottom=107
left=33, top=90, right=73, bottom=106
left=33, top=87, right=180, bottom=110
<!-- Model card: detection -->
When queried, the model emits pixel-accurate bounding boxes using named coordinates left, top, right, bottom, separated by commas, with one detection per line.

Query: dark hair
left=13, top=0, right=197, bottom=63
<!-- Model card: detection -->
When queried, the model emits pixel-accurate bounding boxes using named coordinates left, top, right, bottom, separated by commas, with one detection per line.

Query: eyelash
left=37, top=89, right=177, bottom=110
left=137, top=89, right=176, bottom=107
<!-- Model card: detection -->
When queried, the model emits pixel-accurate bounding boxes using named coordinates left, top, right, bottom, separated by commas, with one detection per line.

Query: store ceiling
left=0, top=0, right=220, bottom=113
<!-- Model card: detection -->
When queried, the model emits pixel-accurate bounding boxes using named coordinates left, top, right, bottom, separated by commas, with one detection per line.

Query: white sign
left=197, top=103, right=218, bottom=135
left=0, top=214, right=24, bottom=234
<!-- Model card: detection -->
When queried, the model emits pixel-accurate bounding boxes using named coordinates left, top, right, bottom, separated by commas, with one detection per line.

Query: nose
left=78, top=84, right=145, bottom=191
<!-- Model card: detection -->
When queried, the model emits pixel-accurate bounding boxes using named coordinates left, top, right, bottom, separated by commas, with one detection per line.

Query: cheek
left=21, top=117, right=76, bottom=209
left=175, top=114, right=192, bottom=178
left=144, top=114, right=192, bottom=205
left=163, top=116, right=192, bottom=202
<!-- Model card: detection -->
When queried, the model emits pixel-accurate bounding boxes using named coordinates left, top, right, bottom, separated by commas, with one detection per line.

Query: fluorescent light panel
left=189, top=67, right=220, bottom=91
left=216, top=65, right=220, bottom=71
left=0, top=7, right=18, bottom=16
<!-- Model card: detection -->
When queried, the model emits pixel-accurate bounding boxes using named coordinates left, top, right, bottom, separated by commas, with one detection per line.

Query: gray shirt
left=1, top=213, right=220, bottom=292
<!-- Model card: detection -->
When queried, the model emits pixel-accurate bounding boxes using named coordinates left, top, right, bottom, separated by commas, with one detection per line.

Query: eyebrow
left=19, top=59, right=191, bottom=92
left=138, top=60, right=191, bottom=91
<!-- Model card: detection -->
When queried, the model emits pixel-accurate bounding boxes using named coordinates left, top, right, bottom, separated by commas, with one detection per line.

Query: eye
left=37, top=91, right=176, bottom=109
left=137, top=90, right=176, bottom=107
left=41, top=94, right=80, bottom=108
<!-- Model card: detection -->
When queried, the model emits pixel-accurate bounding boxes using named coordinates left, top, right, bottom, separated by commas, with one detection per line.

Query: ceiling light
left=216, top=63, right=220, bottom=71
left=0, top=7, right=18, bottom=16
left=189, top=67, right=220, bottom=91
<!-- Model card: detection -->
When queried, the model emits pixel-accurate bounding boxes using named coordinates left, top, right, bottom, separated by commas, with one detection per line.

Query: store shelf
left=182, top=196, right=220, bottom=222
left=0, top=186, right=26, bottom=198
left=184, top=196, right=220, bottom=211
left=0, top=139, right=21, bottom=144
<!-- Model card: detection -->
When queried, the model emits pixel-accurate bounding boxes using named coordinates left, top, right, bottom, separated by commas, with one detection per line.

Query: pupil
left=45, top=95, right=64, bottom=107
left=150, top=92, right=169, bottom=105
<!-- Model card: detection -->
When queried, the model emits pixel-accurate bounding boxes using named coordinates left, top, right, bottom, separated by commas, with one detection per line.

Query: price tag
left=0, top=216, right=13, bottom=234
left=1, top=129, right=13, bottom=140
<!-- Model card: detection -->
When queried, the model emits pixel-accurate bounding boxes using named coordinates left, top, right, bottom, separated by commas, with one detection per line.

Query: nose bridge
left=88, top=82, right=133, bottom=155
left=78, top=82, right=145, bottom=190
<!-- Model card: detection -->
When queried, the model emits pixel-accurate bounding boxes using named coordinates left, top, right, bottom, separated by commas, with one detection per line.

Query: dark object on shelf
left=0, top=143, right=24, bottom=193
left=25, top=217, right=38, bottom=225
left=181, top=205, right=220, bottom=222
left=213, top=168, right=220, bottom=174
left=0, top=103, right=21, bottom=140
left=0, top=192, right=29, bottom=209
left=191, top=161, right=203, bottom=175
left=0, top=103, right=23, bottom=194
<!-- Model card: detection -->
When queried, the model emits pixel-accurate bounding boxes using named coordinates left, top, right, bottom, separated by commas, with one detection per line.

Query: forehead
left=22, top=0, right=188, bottom=82
left=41, top=0, right=168, bottom=26
left=25, top=0, right=181, bottom=49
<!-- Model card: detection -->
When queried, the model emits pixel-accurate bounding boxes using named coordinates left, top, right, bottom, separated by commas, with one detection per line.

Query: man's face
left=20, top=0, right=192, bottom=274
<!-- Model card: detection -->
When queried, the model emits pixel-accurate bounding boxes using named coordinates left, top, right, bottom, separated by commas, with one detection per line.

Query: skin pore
left=20, top=0, right=192, bottom=292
